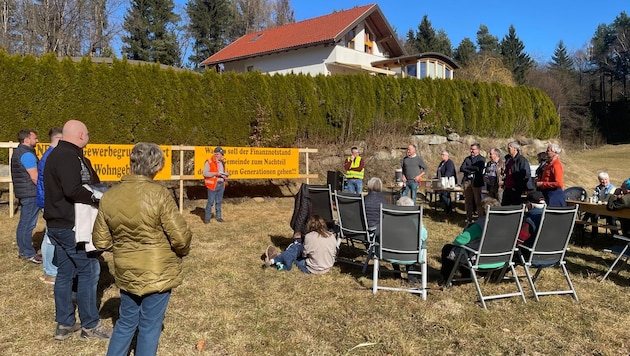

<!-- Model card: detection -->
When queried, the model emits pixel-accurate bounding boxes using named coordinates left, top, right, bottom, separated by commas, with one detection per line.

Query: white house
left=200, top=3, right=458, bottom=79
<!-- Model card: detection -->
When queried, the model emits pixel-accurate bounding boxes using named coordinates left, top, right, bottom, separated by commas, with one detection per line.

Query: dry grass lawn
left=1, top=144, right=630, bottom=355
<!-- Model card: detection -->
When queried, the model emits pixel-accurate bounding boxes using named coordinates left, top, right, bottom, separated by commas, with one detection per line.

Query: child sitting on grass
left=263, top=215, right=338, bottom=274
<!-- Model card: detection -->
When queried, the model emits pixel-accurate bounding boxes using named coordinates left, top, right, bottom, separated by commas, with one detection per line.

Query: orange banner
left=36, top=143, right=172, bottom=181
left=194, top=146, right=299, bottom=179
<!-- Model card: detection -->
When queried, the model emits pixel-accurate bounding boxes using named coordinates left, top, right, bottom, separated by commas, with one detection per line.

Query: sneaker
left=54, top=323, right=81, bottom=341
left=80, top=321, right=111, bottom=340
left=264, top=245, right=279, bottom=267
left=275, top=262, right=285, bottom=271
left=21, top=254, right=43, bottom=264
left=216, top=218, right=224, bottom=222
left=39, top=275, right=56, bottom=285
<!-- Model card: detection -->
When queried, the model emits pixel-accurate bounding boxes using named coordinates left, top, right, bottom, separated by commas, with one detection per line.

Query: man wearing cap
left=517, top=191, right=546, bottom=247
left=203, top=146, right=228, bottom=223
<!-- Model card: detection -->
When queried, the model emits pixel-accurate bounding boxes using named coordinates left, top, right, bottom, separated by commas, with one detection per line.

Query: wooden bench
left=574, top=219, right=619, bottom=245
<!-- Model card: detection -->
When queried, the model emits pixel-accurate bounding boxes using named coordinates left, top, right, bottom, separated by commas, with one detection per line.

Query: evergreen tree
left=550, top=40, right=575, bottom=71
left=413, top=15, right=436, bottom=53
left=499, top=25, right=533, bottom=85
left=434, top=29, right=452, bottom=56
left=122, top=0, right=182, bottom=66
left=476, top=24, right=499, bottom=54
left=186, top=0, right=234, bottom=67
left=404, top=29, right=418, bottom=54
left=406, top=15, right=452, bottom=55
left=454, top=37, right=477, bottom=66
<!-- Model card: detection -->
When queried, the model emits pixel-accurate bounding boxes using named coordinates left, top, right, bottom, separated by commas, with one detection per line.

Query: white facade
left=223, top=45, right=392, bottom=76
left=221, top=21, right=393, bottom=76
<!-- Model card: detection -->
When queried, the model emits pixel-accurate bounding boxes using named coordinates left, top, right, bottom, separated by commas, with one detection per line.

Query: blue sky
left=291, top=1, right=629, bottom=63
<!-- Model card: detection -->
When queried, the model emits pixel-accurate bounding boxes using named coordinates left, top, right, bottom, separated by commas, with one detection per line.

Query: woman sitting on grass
left=263, top=215, right=338, bottom=274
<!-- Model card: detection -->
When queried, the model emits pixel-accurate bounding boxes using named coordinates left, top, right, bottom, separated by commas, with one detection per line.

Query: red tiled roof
left=201, top=4, right=380, bottom=66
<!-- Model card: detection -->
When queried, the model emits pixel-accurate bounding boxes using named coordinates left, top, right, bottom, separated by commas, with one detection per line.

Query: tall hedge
left=0, top=52, right=560, bottom=147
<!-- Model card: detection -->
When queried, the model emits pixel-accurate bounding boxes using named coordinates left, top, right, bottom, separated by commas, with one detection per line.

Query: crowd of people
left=11, top=121, right=193, bottom=354
left=10, top=129, right=630, bottom=351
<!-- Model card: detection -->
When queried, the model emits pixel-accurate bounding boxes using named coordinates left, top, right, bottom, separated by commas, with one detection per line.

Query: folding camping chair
left=372, top=204, right=427, bottom=300
left=334, top=191, right=375, bottom=274
left=516, top=205, right=579, bottom=301
left=601, top=234, right=630, bottom=282
left=306, top=184, right=337, bottom=230
left=445, top=205, right=526, bottom=309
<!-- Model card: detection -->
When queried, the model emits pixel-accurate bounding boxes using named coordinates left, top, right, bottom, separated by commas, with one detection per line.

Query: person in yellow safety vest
left=344, top=146, right=365, bottom=194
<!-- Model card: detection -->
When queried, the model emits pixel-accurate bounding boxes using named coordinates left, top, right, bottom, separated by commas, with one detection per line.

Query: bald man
left=44, top=120, right=111, bottom=341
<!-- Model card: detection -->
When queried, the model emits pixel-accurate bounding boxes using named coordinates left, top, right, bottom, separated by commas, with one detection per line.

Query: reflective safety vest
left=204, top=158, right=223, bottom=191
left=345, top=156, right=364, bottom=179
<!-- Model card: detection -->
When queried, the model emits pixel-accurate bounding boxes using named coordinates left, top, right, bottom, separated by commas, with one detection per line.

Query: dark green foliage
left=499, top=25, right=533, bottom=85
left=550, top=41, right=575, bottom=71
left=0, top=52, right=560, bottom=148
left=477, top=25, right=499, bottom=55
left=186, top=0, right=234, bottom=67
left=407, top=15, right=452, bottom=56
left=122, top=0, right=181, bottom=66
left=454, top=38, right=476, bottom=66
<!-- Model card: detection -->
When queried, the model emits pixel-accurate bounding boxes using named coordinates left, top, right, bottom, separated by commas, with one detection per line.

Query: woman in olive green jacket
left=93, top=142, right=192, bottom=356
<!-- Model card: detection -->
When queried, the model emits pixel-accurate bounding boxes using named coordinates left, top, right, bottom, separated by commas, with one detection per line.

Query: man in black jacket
left=502, top=141, right=531, bottom=206
left=459, top=143, right=486, bottom=222
left=44, top=120, right=111, bottom=341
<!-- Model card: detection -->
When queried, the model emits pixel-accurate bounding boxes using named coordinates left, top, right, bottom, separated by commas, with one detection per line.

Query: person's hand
left=401, top=176, right=407, bottom=183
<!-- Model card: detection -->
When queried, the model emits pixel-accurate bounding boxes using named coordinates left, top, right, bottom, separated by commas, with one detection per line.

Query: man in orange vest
left=203, top=146, right=228, bottom=223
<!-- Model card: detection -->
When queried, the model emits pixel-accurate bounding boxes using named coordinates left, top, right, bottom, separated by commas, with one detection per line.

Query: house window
left=428, top=61, right=435, bottom=78
left=345, top=28, right=356, bottom=49
left=247, top=65, right=254, bottom=72
left=436, top=63, right=444, bottom=78
left=419, top=62, right=427, bottom=78
left=406, top=64, right=417, bottom=77
left=364, top=29, right=374, bottom=54
left=445, top=67, right=452, bottom=79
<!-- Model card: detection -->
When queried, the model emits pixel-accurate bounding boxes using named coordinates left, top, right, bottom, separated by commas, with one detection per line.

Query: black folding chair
left=306, top=184, right=337, bottom=230
left=334, top=191, right=374, bottom=274
left=445, top=205, right=526, bottom=309
left=372, top=204, right=427, bottom=300
left=516, top=205, right=579, bottom=301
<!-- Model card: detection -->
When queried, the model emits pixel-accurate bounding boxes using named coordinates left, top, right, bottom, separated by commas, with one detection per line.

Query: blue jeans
left=274, top=240, right=304, bottom=271
left=42, top=228, right=58, bottom=277
left=401, top=181, right=419, bottom=205
left=346, top=179, right=363, bottom=194
left=107, top=290, right=171, bottom=356
left=294, top=259, right=312, bottom=274
left=440, top=191, right=453, bottom=213
left=205, top=182, right=225, bottom=221
left=49, top=228, right=101, bottom=329
left=16, top=197, right=40, bottom=258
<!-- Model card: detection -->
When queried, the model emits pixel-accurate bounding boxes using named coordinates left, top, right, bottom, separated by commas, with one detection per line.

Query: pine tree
left=454, top=38, right=477, bottom=66
left=122, top=0, right=182, bottom=66
left=499, top=25, right=532, bottom=85
left=413, top=15, right=436, bottom=53
left=186, top=0, right=234, bottom=67
left=406, top=15, right=452, bottom=55
left=550, top=40, right=574, bottom=71
left=476, top=24, right=499, bottom=54
left=435, top=29, right=452, bottom=57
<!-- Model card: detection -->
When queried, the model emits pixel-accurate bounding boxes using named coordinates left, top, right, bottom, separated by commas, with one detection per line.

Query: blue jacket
left=36, top=146, right=55, bottom=208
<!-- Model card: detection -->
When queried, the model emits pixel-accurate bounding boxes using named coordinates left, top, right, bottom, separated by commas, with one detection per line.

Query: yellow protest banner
left=37, top=143, right=172, bottom=181
left=194, top=146, right=300, bottom=179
